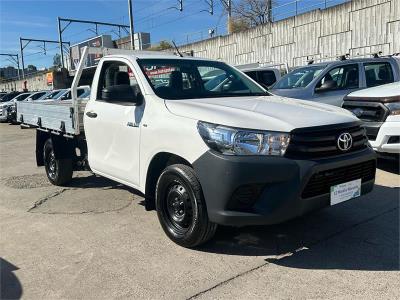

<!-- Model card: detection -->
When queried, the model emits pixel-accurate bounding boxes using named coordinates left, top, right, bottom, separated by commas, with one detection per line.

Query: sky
left=0, top=0, right=347, bottom=70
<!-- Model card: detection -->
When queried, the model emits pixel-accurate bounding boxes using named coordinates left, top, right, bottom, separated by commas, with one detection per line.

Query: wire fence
left=272, top=0, right=349, bottom=21
left=175, top=0, right=350, bottom=45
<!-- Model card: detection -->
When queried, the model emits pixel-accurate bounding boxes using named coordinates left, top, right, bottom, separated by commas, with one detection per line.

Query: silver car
left=271, top=56, right=400, bottom=107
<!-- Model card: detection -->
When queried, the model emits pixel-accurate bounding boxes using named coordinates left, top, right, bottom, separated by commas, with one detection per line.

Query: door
left=84, top=59, right=144, bottom=187
left=311, top=64, right=360, bottom=106
left=363, top=61, right=394, bottom=88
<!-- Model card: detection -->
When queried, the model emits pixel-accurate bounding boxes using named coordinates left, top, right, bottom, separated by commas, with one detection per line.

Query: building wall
left=0, top=70, right=70, bottom=92
left=179, top=0, right=400, bottom=67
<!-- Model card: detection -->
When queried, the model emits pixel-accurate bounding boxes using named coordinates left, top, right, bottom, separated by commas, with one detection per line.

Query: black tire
left=156, top=164, right=217, bottom=248
left=43, top=138, right=73, bottom=186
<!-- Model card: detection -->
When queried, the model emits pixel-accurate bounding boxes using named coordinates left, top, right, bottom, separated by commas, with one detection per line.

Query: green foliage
left=149, top=40, right=173, bottom=51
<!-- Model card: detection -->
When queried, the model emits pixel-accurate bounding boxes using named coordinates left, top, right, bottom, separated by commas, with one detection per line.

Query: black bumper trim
left=192, top=148, right=376, bottom=227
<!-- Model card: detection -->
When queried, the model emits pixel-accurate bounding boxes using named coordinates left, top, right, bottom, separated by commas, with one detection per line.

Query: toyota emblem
left=337, top=133, right=353, bottom=151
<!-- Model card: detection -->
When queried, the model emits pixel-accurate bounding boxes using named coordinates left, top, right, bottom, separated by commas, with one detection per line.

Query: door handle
left=86, top=111, right=97, bottom=118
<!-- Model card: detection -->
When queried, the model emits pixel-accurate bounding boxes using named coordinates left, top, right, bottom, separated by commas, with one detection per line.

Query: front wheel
left=43, top=138, right=73, bottom=186
left=156, top=164, right=217, bottom=248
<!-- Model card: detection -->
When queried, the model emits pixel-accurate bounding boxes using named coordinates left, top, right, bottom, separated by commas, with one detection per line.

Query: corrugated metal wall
left=179, top=0, right=400, bottom=67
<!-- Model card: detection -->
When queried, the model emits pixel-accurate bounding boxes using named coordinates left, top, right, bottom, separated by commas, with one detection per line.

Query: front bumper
left=193, top=148, right=376, bottom=227
left=0, top=107, right=8, bottom=121
left=365, top=121, right=400, bottom=154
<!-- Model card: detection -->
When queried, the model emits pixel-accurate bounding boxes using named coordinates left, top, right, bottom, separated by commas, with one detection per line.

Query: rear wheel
left=156, top=164, right=217, bottom=248
left=43, top=138, right=73, bottom=186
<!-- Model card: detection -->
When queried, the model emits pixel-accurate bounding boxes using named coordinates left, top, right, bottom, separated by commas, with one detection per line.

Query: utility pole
left=57, top=17, right=130, bottom=66
left=0, top=53, right=20, bottom=79
left=57, top=17, right=64, bottom=68
left=19, top=37, right=70, bottom=78
left=19, top=38, right=25, bottom=78
left=128, top=0, right=135, bottom=50
left=220, top=0, right=232, bottom=34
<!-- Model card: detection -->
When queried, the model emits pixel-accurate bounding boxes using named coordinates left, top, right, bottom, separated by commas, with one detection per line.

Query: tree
left=230, top=17, right=251, bottom=33
left=26, top=65, right=37, bottom=74
left=53, top=54, right=62, bottom=67
left=149, top=40, right=173, bottom=51
left=232, top=0, right=275, bottom=26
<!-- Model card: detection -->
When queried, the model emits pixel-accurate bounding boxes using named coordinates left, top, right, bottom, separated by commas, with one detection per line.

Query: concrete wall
left=179, top=0, right=400, bottom=67
left=0, top=69, right=70, bottom=92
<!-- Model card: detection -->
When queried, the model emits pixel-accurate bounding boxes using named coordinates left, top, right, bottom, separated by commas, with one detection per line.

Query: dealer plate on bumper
left=330, top=179, right=361, bottom=205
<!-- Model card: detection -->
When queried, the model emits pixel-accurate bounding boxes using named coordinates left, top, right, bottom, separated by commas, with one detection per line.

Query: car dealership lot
left=0, top=123, right=399, bottom=299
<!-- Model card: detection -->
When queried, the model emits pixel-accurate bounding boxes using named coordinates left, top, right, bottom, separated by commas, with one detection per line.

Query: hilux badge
left=337, top=133, right=353, bottom=151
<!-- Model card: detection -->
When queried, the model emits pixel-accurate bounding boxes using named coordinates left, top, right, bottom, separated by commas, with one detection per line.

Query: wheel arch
left=36, top=130, right=77, bottom=166
left=36, top=130, right=49, bottom=166
left=144, top=152, right=191, bottom=210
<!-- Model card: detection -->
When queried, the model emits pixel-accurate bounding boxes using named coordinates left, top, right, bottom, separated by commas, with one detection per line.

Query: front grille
left=285, top=123, right=368, bottom=159
left=302, top=160, right=376, bottom=199
left=365, top=124, right=381, bottom=141
left=342, top=102, right=389, bottom=122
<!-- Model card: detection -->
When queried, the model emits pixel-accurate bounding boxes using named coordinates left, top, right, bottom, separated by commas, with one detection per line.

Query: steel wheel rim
left=164, top=180, right=193, bottom=234
left=46, top=151, right=57, bottom=180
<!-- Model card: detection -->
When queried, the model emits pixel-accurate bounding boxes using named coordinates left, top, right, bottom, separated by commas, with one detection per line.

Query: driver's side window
left=316, top=64, right=359, bottom=92
left=97, top=60, right=142, bottom=104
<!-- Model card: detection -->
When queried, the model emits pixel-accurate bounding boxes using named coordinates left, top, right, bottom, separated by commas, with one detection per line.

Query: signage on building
left=46, top=72, right=53, bottom=86
left=69, top=35, right=114, bottom=71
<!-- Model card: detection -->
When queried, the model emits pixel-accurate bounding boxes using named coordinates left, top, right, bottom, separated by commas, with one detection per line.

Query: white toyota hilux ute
left=17, top=47, right=376, bottom=248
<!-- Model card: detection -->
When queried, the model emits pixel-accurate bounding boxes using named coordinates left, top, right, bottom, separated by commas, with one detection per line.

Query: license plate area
left=330, top=179, right=361, bottom=205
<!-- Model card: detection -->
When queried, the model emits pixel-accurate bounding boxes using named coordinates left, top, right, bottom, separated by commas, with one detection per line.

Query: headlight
left=197, top=121, right=290, bottom=156
left=385, top=102, right=400, bottom=116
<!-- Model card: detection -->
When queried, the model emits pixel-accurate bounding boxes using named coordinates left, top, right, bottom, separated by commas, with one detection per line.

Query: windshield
left=137, top=59, right=267, bottom=100
left=79, top=89, right=91, bottom=99
left=27, top=91, right=47, bottom=101
left=0, top=92, right=20, bottom=102
left=42, top=89, right=66, bottom=100
left=14, top=93, right=31, bottom=101
left=273, top=65, right=326, bottom=89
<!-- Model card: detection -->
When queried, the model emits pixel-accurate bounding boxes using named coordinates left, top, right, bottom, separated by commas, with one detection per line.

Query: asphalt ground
left=0, top=122, right=399, bottom=299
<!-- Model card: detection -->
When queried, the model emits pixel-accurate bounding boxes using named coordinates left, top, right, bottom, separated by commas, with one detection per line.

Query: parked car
left=0, top=91, right=21, bottom=102
left=58, top=86, right=90, bottom=101
left=0, top=92, right=7, bottom=100
left=36, top=89, right=68, bottom=102
left=271, top=56, right=400, bottom=107
left=38, top=87, right=90, bottom=102
left=0, top=92, right=31, bottom=122
left=18, top=47, right=376, bottom=248
left=236, top=63, right=283, bottom=88
left=25, top=91, right=50, bottom=102
left=342, top=82, right=400, bottom=159
left=6, top=91, right=49, bottom=124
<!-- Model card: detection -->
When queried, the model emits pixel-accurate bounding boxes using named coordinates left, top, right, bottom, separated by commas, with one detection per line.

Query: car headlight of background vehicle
left=385, top=102, right=400, bottom=116
left=197, top=121, right=290, bottom=156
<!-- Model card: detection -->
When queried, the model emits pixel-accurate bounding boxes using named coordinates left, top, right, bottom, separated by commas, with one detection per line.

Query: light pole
left=128, top=0, right=135, bottom=50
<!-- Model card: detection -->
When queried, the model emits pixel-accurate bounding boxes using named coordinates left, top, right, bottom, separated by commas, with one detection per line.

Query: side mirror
left=102, top=85, right=143, bottom=105
left=316, top=80, right=337, bottom=93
